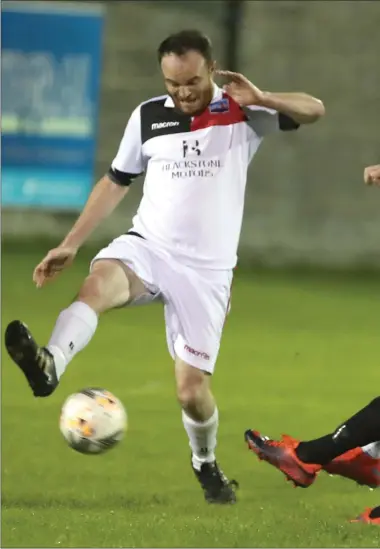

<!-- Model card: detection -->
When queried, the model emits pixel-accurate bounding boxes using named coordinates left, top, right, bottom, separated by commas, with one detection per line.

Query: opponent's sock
left=369, top=506, right=380, bottom=519
left=46, top=302, right=98, bottom=379
left=182, top=408, right=219, bottom=471
left=296, top=397, right=380, bottom=465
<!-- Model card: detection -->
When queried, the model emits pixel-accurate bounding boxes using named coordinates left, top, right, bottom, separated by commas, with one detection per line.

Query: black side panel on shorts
left=140, top=98, right=191, bottom=144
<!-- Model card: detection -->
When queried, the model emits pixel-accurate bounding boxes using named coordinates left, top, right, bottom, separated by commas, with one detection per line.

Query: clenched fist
left=364, top=165, right=380, bottom=186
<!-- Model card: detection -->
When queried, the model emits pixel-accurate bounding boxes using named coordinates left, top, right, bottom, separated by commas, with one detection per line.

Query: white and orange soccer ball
left=59, top=388, right=127, bottom=454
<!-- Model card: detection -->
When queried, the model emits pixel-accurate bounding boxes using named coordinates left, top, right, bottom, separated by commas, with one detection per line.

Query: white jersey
left=109, top=84, right=298, bottom=269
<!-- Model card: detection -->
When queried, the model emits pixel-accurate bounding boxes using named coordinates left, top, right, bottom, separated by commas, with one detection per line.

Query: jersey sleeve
left=107, top=105, right=145, bottom=186
left=243, top=105, right=299, bottom=137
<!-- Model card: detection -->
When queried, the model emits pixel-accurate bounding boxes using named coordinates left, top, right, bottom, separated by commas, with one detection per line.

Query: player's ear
left=209, top=60, right=217, bottom=75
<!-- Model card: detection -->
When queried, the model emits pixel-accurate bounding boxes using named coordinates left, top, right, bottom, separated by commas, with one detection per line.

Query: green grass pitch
left=2, top=245, right=379, bottom=548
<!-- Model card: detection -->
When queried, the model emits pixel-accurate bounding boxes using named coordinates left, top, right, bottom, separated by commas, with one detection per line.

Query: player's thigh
left=81, top=236, right=160, bottom=313
left=164, top=267, right=232, bottom=374
left=78, top=259, right=146, bottom=312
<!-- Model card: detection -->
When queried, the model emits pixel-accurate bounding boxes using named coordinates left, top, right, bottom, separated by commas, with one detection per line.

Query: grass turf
left=2, top=246, right=379, bottom=547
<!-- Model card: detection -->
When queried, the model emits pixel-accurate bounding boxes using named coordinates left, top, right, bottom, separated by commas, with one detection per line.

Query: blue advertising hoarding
left=2, top=1, right=104, bottom=209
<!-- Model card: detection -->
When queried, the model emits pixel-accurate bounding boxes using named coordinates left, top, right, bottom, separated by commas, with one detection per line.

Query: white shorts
left=91, top=234, right=233, bottom=373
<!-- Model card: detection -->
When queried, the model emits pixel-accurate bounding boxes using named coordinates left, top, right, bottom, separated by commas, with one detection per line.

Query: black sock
left=296, top=396, right=380, bottom=465
left=369, top=506, right=380, bottom=519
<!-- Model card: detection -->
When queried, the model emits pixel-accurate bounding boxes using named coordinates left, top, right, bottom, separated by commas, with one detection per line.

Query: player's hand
left=216, top=70, right=265, bottom=107
left=364, top=165, right=380, bottom=186
left=33, top=246, right=78, bottom=288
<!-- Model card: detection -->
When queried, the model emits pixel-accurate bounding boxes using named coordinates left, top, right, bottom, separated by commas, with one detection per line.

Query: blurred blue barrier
left=2, top=1, right=104, bottom=210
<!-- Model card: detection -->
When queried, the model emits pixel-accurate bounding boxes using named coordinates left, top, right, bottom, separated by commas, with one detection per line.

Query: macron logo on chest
left=140, top=94, right=248, bottom=145
left=151, top=121, right=180, bottom=131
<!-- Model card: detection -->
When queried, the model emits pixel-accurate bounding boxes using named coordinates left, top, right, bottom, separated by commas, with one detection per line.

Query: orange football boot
left=350, top=506, right=380, bottom=524
left=245, top=430, right=321, bottom=488
left=323, top=447, right=380, bottom=488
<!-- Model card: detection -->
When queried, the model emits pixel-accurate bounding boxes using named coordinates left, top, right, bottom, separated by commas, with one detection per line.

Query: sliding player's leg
left=245, top=397, right=380, bottom=488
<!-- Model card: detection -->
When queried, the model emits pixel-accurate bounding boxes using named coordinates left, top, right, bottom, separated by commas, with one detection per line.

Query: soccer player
left=245, top=398, right=380, bottom=523
left=5, top=30, right=324, bottom=504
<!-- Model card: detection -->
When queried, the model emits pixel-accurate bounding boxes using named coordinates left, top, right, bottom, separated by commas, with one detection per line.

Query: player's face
left=161, top=51, right=215, bottom=115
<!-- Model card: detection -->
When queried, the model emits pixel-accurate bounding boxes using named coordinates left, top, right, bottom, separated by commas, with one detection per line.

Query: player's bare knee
left=76, top=273, right=107, bottom=313
left=77, top=259, right=132, bottom=313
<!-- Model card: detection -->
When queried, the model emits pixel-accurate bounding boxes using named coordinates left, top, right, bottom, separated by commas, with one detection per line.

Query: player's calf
left=177, top=358, right=238, bottom=503
left=176, top=361, right=214, bottom=420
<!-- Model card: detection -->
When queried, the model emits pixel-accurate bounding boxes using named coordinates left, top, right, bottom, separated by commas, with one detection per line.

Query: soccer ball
left=59, top=388, right=127, bottom=455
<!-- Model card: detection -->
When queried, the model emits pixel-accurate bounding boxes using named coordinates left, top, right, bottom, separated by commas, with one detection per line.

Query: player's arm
left=61, top=106, right=144, bottom=250
left=60, top=175, right=129, bottom=250
left=255, top=92, right=325, bottom=126
left=364, top=164, right=380, bottom=186
left=216, top=70, right=324, bottom=134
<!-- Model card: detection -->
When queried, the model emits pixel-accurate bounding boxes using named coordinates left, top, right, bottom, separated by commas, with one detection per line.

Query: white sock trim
left=182, top=407, right=218, bottom=429
left=69, top=301, right=98, bottom=329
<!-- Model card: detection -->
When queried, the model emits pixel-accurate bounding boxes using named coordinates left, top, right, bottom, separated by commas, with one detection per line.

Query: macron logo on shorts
left=184, top=344, right=210, bottom=361
left=151, top=121, right=180, bottom=130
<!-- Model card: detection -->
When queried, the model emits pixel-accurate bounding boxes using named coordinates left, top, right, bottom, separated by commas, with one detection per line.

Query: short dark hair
left=157, top=30, right=213, bottom=64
